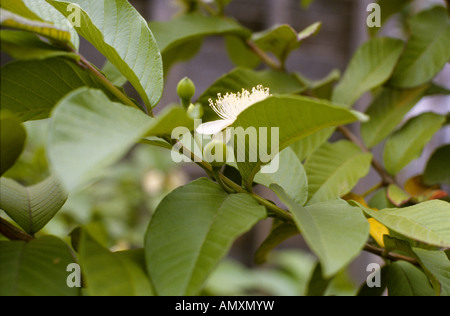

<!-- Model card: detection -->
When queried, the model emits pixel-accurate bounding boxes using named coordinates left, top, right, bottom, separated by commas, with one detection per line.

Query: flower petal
left=196, top=119, right=233, bottom=135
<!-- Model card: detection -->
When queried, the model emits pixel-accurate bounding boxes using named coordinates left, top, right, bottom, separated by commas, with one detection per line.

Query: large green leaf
left=282, top=198, right=369, bottom=277
left=0, top=236, right=79, bottom=296
left=144, top=178, right=266, bottom=296
left=0, top=176, right=68, bottom=234
left=423, top=145, right=450, bottom=186
left=254, top=147, right=308, bottom=206
left=290, top=127, right=333, bottom=162
left=78, top=229, right=153, bottom=296
left=48, top=0, right=163, bottom=111
left=413, top=248, right=450, bottom=296
left=1, top=0, right=79, bottom=49
left=389, top=6, right=450, bottom=88
left=304, top=140, right=372, bottom=205
left=0, top=57, right=111, bottom=122
left=252, top=22, right=321, bottom=63
left=331, top=37, right=404, bottom=106
left=230, top=96, right=366, bottom=183
left=383, top=112, right=445, bottom=175
left=47, top=88, right=152, bottom=191
left=0, top=30, right=77, bottom=60
left=385, top=235, right=450, bottom=296
left=387, top=261, right=435, bottom=296
left=361, top=85, right=428, bottom=148
left=198, top=68, right=306, bottom=121
left=0, top=111, right=26, bottom=175
left=361, top=200, right=450, bottom=247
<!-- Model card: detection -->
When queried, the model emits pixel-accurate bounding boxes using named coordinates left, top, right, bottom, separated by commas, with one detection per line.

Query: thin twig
left=0, top=217, right=34, bottom=242
left=246, top=39, right=283, bottom=71
left=364, top=243, right=419, bottom=266
left=338, top=126, right=395, bottom=186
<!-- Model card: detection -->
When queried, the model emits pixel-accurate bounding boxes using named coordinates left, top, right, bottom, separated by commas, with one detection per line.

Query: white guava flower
left=196, top=85, right=271, bottom=135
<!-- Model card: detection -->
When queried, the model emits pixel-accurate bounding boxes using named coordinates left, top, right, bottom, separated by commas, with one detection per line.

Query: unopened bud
left=177, top=77, right=196, bottom=108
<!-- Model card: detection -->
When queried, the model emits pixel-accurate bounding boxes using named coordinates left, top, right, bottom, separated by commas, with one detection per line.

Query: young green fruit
left=203, top=139, right=228, bottom=168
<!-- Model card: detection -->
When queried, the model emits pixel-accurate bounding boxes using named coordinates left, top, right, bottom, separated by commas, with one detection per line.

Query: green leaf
left=0, top=8, right=71, bottom=43
left=48, top=0, right=163, bottom=111
left=2, top=0, right=79, bottom=49
left=284, top=198, right=369, bottom=277
left=252, top=22, right=321, bottom=62
left=144, top=106, right=194, bottom=137
left=254, top=147, right=308, bottom=206
left=369, top=0, right=412, bottom=37
left=0, top=30, right=77, bottom=60
left=383, top=112, right=445, bottom=175
left=331, top=37, right=404, bottom=106
left=306, top=263, right=331, bottom=296
left=254, top=221, right=299, bottom=265
left=225, top=36, right=260, bottom=69
left=47, top=88, right=152, bottom=191
left=386, top=184, right=411, bottom=206
left=149, top=14, right=249, bottom=73
left=198, top=68, right=306, bottom=121
left=387, top=261, right=435, bottom=296
left=290, top=127, right=333, bottom=162
left=389, top=6, right=450, bottom=88
left=368, top=187, right=395, bottom=210
left=230, top=96, right=366, bottom=183
left=361, top=85, right=428, bottom=148
left=101, top=60, right=127, bottom=87
left=0, top=111, right=26, bottom=175
left=78, top=229, right=153, bottom=296
left=423, top=145, right=450, bottom=186
left=144, top=178, right=266, bottom=296
left=361, top=200, right=450, bottom=247
left=304, top=140, right=372, bottom=205
left=0, top=176, right=68, bottom=234
left=0, top=236, right=79, bottom=296
left=413, top=248, right=450, bottom=296
left=0, top=57, right=110, bottom=122
left=296, top=69, right=341, bottom=100
left=149, top=14, right=250, bottom=54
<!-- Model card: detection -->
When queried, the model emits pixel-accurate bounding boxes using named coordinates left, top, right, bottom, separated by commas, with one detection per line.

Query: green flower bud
left=187, top=103, right=204, bottom=119
left=203, top=139, right=228, bottom=168
left=177, top=77, right=196, bottom=108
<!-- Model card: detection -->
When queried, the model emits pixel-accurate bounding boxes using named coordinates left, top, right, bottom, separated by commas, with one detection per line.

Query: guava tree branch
left=363, top=243, right=419, bottom=266
left=0, top=217, right=34, bottom=242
